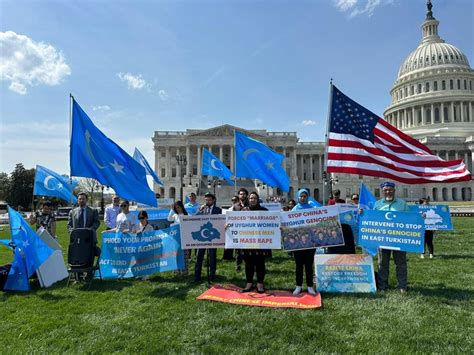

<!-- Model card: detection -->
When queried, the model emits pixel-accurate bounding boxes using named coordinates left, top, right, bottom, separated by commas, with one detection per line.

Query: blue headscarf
left=292, top=189, right=312, bottom=210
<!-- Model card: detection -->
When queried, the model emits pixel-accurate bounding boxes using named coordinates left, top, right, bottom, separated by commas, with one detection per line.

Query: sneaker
left=293, top=286, right=302, bottom=295
left=420, top=254, right=425, bottom=259
left=307, top=286, right=316, bottom=295
left=430, top=254, right=434, bottom=259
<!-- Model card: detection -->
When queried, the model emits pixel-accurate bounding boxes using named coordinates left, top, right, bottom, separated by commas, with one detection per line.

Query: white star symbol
left=57, top=183, right=63, bottom=190
left=22, top=240, right=30, bottom=248
left=265, top=161, right=274, bottom=170
left=110, top=160, right=125, bottom=174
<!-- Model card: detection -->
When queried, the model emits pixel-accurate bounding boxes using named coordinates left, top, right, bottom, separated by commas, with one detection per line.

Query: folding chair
left=67, top=228, right=101, bottom=288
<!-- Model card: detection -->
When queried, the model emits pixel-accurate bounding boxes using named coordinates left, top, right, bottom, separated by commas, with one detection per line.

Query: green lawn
left=0, top=218, right=473, bottom=353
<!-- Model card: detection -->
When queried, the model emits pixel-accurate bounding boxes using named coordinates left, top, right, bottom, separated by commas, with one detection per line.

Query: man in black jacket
left=194, top=192, right=222, bottom=282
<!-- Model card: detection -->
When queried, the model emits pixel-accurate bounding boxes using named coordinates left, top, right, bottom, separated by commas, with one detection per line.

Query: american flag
left=326, top=86, right=471, bottom=184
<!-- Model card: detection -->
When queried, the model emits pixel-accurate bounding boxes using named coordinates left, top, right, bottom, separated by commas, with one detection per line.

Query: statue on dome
left=426, top=0, right=434, bottom=20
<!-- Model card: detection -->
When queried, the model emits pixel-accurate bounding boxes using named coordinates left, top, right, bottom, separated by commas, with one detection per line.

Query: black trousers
left=294, top=249, right=315, bottom=287
left=424, top=231, right=434, bottom=254
left=194, top=249, right=217, bottom=280
left=244, top=255, right=266, bottom=284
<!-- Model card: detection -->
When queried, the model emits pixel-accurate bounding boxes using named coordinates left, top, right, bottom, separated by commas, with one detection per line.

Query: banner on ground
left=358, top=210, right=425, bottom=253
left=280, top=206, right=344, bottom=251
left=409, top=204, right=453, bottom=231
left=99, top=224, right=184, bottom=278
left=197, top=284, right=322, bottom=309
left=225, top=211, right=281, bottom=249
left=315, top=254, right=376, bottom=293
left=180, top=214, right=226, bottom=249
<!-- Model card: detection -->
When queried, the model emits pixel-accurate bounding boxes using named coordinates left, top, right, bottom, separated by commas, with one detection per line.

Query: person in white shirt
left=104, top=195, right=121, bottom=230
left=184, top=192, right=200, bottom=216
left=115, top=200, right=138, bottom=233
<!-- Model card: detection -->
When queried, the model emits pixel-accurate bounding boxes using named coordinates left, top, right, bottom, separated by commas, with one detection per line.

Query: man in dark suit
left=194, top=192, right=222, bottom=282
left=68, top=192, right=100, bottom=254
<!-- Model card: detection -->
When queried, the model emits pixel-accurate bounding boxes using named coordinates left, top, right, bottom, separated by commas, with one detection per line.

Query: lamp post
left=95, top=183, right=105, bottom=214
left=207, top=178, right=221, bottom=196
left=176, top=155, right=187, bottom=201
left=322, top=172, right=338, bottom=203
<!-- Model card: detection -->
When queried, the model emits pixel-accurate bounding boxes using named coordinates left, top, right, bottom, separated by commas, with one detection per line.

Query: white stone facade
left=153, top=3, right=473, bottom=204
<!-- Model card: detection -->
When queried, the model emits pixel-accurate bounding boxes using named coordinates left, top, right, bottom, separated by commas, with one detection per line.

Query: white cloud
left=302, top=120, right=317, bottom=126
left=92, top=105, right=111, bottom=112
left=158, top=89, right=169, bottom=101
left=333, top=0, right=390, bottom=18
left=0, top=31, right=71, bottom=94
left=117, top=72, right=147, bottom=90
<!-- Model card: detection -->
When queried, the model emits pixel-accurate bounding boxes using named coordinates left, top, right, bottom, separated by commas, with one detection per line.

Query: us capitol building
left=153, top=3, right=473, bottom=203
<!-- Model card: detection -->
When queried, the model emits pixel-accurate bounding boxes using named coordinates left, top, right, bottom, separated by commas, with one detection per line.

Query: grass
left=0, top=218, right=473, bottom=353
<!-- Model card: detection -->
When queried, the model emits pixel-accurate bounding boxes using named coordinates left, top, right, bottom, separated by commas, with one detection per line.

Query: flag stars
left=110, top=160, right=125, bottom=174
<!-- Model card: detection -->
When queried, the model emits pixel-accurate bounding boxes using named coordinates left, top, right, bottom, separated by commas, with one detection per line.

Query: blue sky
left=1, top=0, right=473, bottom=176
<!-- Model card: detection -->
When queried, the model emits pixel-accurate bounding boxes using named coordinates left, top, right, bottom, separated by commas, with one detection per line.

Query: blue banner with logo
left=409, top=204, right=453, bottom=231
left=338, top=204, right=359, bottom=243
left=358, top=210, right=425, bottom=253
left=98, top=224, right=184, bottom=278
left=315, top=254, right=376, bottom=293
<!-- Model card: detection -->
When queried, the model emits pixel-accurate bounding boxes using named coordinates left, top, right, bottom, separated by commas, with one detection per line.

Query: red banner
left=197, top=284, right=322, bottom=309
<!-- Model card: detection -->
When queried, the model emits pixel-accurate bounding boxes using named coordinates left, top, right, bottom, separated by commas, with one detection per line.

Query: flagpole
left=69, top=94, right=74, bottom=206
left=233, top=129, right=237, bottom=194
left=322, top=79, right=334, bottom=205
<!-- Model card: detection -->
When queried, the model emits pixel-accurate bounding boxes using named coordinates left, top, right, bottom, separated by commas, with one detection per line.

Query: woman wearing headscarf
left=240, top=192, right=271, bottom=293
left=291, top=189, right=317, bottom=295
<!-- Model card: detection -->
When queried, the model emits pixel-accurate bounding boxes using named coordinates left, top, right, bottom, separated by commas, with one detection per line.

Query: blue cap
left=380, top=181, right=396, bottom=188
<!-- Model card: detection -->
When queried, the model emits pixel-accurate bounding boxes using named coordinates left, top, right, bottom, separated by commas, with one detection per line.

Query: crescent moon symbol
left=385, top=212, right=394, bottom=221
left=243, top=148, right=260, bottom=160
left=200, top=228, right=208, bottom=240
left=43, top=176, right=56, bottom=191
left=85, top=130, right=107, bottom=169
left=210, top=159, right=221, bottom=171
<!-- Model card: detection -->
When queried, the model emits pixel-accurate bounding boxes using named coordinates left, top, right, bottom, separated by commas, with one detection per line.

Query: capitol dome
left=383, top=1, right=474, bottom=202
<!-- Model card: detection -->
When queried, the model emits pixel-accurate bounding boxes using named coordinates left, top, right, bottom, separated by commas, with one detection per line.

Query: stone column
left=404, top=108, right=408, bottom=127
left=460, top=101, right=464, bottom=122
left=176, top=148, right=181, bottom=178
left=450, top=102, right=455, bottom=122
left=230, top=145, right=234, bottom=172
left=219, top=145, right=223, bottom=161
left=186, top=145, right=191, bottom=176
left=292, top=148, right=297, bottom=179
left=197, top=145, right=202, bottom=177
left=319, top=154, right=323, bottom=181
left=430, top=103, right=434, bottom=123
left=282, top=147, right=287, bottom=169
left=165, top=147, right=171, bottom=178
left=309, top=154, right=314, bottom=183
left=441, top=102, right=445, bottom=123
left=412, top=107, right=415, bottom=127
left=469, top=101, right=473, bottom=122
left=421, top=105, right=426, bottom=125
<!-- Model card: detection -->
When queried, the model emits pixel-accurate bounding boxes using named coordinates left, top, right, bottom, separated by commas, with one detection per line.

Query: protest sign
left=409, top=204, right=453, bottom=231
left=358, top=210, right=425, bottom=253
left=225, top=211, right=281, bottom=249
left=280, top=206, right=344, bottom=251
left=315, top=254, right=376, bottom=293
left=180, top=214, right=226, bottom=249
left=338, top=205, right=359, bottom=243
left=99, top=224, right=184, bottom=278
left=132, top=208, right=170, bottom=230
left=261, top=202, right=282, bottom=211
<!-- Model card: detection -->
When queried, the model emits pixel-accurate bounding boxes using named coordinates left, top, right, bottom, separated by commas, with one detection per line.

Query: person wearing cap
left=328, top=189, right=345, bottom=205
left=290, top=189, right=317, bottom=295
left=194, top=192, right=222, bottom=282
left=374, top=181, right=410, bottom=294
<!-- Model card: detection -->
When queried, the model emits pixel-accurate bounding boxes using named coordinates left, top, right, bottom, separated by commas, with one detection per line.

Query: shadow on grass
left=410, top=285, right=474, bottom=301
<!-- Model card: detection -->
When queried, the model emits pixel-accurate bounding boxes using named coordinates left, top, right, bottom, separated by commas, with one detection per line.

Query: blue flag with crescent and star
left=4, top=207, right=54, bottom=291
left=33, top=165, right=78, bottom=203
left=235, top=131, right=290, bottom=192
left=133, top=147, right=164, bottom=186
left=70, top=99, right=157, bottom=207
left=201, top=148, right=234, bottom=185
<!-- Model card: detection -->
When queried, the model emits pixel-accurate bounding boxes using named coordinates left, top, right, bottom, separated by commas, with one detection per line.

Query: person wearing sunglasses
left=136, top=210, right=154, bottom=233
left=115, top=200, right=138, bottom=233
left=350, top=194, right=359, bottom=205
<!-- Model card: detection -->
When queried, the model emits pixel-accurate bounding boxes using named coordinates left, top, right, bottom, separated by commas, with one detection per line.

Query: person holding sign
left=291, top=189, right=317, bottom=295
left=419, top=198, right=434, bottom=259
left=240, top=192, right=271, bottom=293
left=374, top=182, right=410, bottom=294
left=194, top=192, right=222, bottom=282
